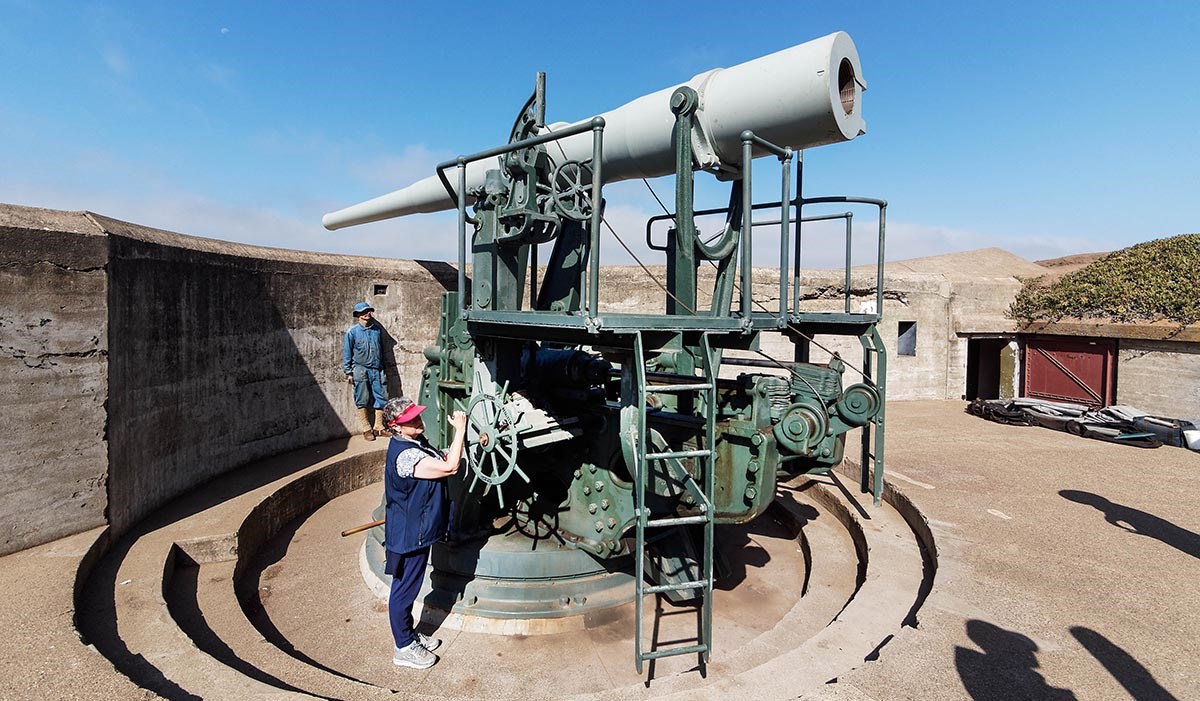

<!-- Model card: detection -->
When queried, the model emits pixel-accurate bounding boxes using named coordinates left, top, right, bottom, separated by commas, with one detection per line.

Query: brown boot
left=372, top=408, right=388, bottom=437
left=357, top=408, right=375, bottom=441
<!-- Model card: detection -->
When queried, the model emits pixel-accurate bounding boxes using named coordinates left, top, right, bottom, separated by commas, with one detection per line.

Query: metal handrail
left=434, top=117, right=607, bottom=322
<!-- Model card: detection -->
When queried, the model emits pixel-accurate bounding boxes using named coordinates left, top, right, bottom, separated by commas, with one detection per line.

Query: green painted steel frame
left=431, top=77, right=891, bottom=669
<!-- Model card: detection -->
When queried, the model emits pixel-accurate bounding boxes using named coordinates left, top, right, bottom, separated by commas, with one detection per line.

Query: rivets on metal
left=588, top=503, right=598, bottom=514
left=594, top=521, right=604, bottom=532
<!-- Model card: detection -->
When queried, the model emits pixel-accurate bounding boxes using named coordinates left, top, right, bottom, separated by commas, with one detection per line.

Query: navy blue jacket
left=385, top=435, right=450, bottom=555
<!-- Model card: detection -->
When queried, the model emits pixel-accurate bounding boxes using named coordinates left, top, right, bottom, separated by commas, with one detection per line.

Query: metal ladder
left=631, top=331, right=717, bottom=673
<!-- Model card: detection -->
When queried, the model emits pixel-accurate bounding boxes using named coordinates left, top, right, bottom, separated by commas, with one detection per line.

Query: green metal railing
left=434, top=116, right=607, bottom=324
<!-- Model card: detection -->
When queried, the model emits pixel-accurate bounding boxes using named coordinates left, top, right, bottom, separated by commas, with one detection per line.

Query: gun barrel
left=323, top=31, right=866, bottom=231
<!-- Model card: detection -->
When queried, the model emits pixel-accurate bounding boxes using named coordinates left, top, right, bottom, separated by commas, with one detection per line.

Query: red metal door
left=1023, top=336, right=1116, bottom=407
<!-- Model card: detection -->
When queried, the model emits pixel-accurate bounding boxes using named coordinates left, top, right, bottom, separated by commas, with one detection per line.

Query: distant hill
left=1009, top=234, right=1200, bottom=325
left=1032, top=251, right=1109, bottom=280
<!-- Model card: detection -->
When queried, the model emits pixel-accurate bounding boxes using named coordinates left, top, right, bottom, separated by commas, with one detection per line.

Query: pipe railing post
left=779, top=149, right=792, bottom=325
left=844, top=212, right=854, bottom=313
left=587, top=117, right=605, bottom=322
left=457, top=158, right=468, bottom=320
left=741, top=132, right=754, bottom=320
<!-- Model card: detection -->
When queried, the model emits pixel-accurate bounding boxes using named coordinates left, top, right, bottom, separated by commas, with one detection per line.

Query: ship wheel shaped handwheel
left=551, top=160, right=594, bottom=222
left=465, top=383, right=529, bottom=509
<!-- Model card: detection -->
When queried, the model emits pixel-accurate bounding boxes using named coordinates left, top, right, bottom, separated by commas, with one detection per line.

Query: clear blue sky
left=2, top=1, right=1197, bottom=267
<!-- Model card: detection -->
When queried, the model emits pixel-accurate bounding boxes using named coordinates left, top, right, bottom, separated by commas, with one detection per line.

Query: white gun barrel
left=323, top=32, right=866, bottom=231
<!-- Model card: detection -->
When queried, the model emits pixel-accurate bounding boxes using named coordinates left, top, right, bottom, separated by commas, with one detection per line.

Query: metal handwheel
left=465, top=381, right=529, bottom=509
left=550, top=160, right=594, bottom=221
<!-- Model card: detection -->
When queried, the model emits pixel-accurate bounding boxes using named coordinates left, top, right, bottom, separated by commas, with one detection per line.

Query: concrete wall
left=0, top=208, right=110, bottom=554
left=1116, top=339, right=1200, bottom=418
left=0, top=204, right=458, bottom=553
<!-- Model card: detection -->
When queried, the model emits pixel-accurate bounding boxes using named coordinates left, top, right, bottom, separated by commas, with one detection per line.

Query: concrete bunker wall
left=0, top=204, right=457, bottom=554
left=0, top=209, right=110, bottom=554
left=1117, top=339, right=1200, bottom=417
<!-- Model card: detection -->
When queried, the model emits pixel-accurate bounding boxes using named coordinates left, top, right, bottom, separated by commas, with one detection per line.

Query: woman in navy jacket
left=379, top=396, right=467, bottom=669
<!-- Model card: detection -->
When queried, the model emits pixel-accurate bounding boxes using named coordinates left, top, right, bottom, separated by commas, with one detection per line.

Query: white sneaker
left=417, top=631, right=442, bottom=651
left=393, top=640, right=437, bottom=669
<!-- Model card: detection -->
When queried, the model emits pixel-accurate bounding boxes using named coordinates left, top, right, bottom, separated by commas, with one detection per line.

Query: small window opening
left=373, top=284, right=388, bottom=296
left=897, top=321, right=917, bottom=356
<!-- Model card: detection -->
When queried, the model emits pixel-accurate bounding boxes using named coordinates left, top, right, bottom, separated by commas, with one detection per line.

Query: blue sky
left=2, top=1, right=1197, bottom=268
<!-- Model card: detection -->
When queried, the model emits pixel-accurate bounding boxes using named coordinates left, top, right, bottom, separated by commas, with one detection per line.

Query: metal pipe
left=876, top=203, right=887, bottom=320
left=793, top=152, right=804, bottom=314
left=535, top=72, right=546, bottom=129
left=779, top=149, right=792, bottom=325
left=588, top=120, right=605, bottom=320
left=844, top=212, right=853, bottom=313
left=741, top=133, right=754, bottom=320
left=457, top=159, right=467, bottom=319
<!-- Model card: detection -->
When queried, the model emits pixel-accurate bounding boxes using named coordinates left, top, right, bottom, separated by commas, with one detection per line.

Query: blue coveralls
left=384, top=436, right=450, bottom=649
left=343, top=321, right=388, bottom=409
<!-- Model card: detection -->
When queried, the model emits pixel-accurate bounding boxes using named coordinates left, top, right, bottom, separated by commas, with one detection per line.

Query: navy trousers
left=385, top=547, right=430, bottom=649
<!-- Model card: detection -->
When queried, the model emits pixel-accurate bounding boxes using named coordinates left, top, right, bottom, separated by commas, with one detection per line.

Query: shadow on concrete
left=643, top=596, right=706, bottom=686
left=1070, top=626, right=1179, bottom=701
left=773, top=487, right=821, bottom=597
left=76, top=439, right=354, bottom=699
left=237, top=508, right=376, bottom=689
left=954, top=620, right=1075, bottom=700
left=375, top=319, right=404, bottom=400
left=1059, top=490, right=1200, bottom=560
left=714, top=500, right=813, bottom=592
left=77, top=534, right=202, bottom=701
left=421, top=536, right=483, bottom=637
left=166, top=558, right=319, bottom=698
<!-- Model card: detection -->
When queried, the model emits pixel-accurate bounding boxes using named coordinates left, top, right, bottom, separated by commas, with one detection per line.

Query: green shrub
left=1008, top=234, right=1200, bottom=325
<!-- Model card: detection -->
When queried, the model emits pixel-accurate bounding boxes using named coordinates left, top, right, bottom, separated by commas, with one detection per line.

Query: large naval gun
left=325, top=31, right=887, bottom=671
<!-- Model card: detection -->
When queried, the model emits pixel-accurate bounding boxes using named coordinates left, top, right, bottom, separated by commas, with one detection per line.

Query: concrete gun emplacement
left=323, top=32, right=886, bottom=675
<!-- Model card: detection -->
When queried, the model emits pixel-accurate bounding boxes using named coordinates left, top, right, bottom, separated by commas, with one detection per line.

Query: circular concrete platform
left=76, top=442, right=934, bottom=699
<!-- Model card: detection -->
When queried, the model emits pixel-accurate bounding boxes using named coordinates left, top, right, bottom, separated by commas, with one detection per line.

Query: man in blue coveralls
left=379, top=396, right=467, bottom=669
left=343, top=301, right=388, bottom=440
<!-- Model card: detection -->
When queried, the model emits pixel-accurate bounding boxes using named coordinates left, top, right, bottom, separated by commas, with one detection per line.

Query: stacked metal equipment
left=324, top=31, right=888, bottom=671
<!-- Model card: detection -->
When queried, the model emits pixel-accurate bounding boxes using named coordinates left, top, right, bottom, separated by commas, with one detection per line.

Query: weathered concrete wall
left=0, top=208, right=109, bottom=555
left=1116, top=339, right=1200, bottom=418
left=96, top=214, right=456, bottom=536
left=0, top=204, right=457, bottom=551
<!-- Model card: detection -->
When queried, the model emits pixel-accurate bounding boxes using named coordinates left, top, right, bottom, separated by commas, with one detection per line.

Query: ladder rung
left=646, top=382, right=713, bottom=393
left=644, top=579, right=707, bottom=595
left=646, top=514, right=708, bottom=528
left=640, top=643, right=709, bottom=661
left=646, top=449, right=712, bottom=461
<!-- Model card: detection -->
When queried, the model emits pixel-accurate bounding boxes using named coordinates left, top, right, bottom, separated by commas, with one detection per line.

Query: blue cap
left=353, top=301, right=374, bottom=315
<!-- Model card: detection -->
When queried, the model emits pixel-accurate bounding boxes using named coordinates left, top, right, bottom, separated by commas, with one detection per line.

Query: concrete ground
left=810, top=400, right=1200, bottom=700
left=0, top=399, right=1196, bottom=699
